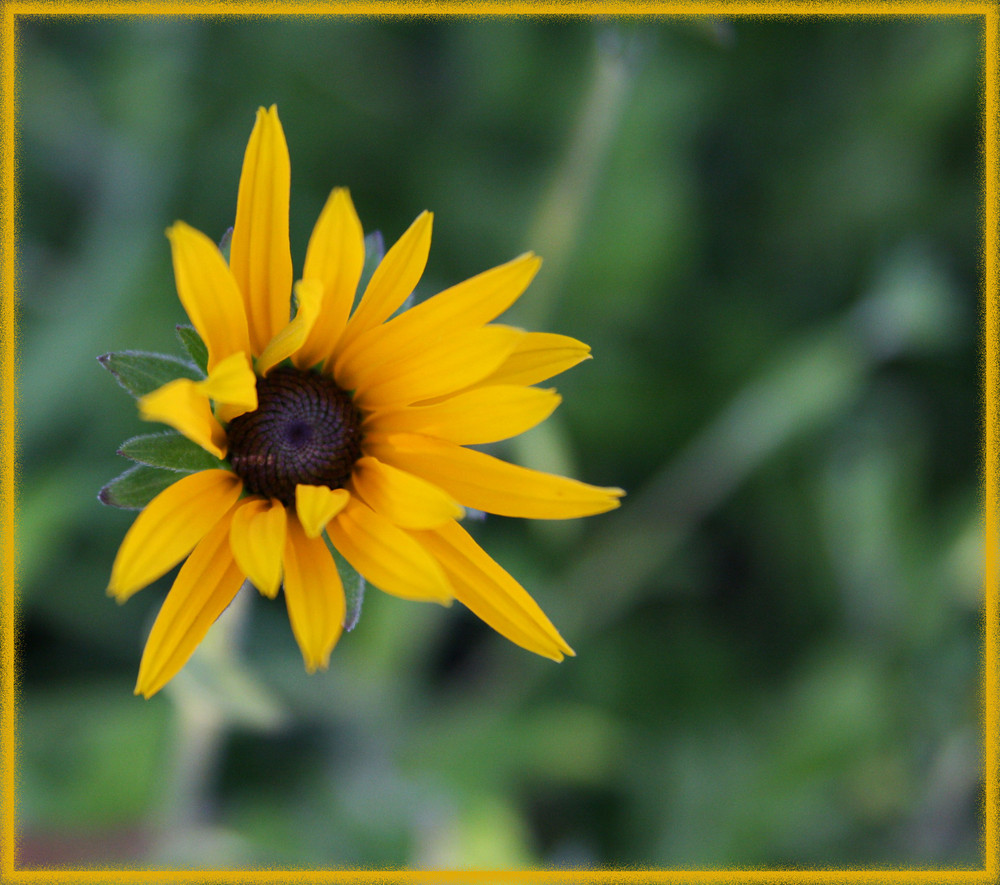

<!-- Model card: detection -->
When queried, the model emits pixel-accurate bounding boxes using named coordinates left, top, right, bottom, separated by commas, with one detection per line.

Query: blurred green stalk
left=520, top=24, right=641, bottom=330
left=512, top=25, right=641, bottom=543
left=558, top=245, right=960, bottom=638
left=150, top=583, right=285, bottom=864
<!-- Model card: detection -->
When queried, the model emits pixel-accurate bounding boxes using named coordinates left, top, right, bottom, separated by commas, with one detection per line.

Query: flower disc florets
left=226, top=367, right=362, bottom=505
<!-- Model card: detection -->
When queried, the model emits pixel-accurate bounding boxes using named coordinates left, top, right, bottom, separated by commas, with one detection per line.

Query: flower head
left=103, top=105, right=624, bottom=698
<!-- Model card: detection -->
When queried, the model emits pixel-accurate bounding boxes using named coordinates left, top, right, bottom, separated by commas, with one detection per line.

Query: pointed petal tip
left=256, top=581, right=281, bottom=600
left=264, top=104, right=284, bottom=129
left=411, top=209, right=433, bottom=232
left=107, top=579, right=133, bottom=605
left=303, top=651, right=332, bottom=674
left=593, top=490, right=625, bottom=514
left=539, top=633, right=574, bottom=661
left=137, top=683, right=160, bottom=700
left=538, top=641, right=573, bottom=662
left=165, top=220, right=190, bottom=239
left=408, top=209, right=433, bottom=236
left=326, top=186, right=356, bottom=213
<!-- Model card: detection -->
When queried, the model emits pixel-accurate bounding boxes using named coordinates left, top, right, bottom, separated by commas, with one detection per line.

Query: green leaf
left=98, top=464, right=184, bottom=510
left=118, top=431, right=227, bottom=473
left=328, top=540, right=366, bottom=632
left=175, top=325, right=209, bottom=375
left=98, top=350, right=201, bottom=398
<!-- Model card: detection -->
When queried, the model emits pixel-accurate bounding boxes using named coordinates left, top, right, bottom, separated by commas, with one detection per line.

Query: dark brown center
left=226, top=367, right=363, bottom=506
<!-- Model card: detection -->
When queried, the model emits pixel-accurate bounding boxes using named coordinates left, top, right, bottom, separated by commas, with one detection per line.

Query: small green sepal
left=218, top=226, right=234, bottom=264
left=327, top=538, right=366, bottom=632
left=118, top=431, right=227, bottom=473
left=175, top=325, right=209, bottom=375
left=359, top=230, right=385, bottom=298
left=98, top=464, right=186, bottom=510
left=98, top=350, right=201, bottom=399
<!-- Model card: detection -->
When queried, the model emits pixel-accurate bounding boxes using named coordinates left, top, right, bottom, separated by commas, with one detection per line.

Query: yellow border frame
left=0, top=1, right=996, bottom=883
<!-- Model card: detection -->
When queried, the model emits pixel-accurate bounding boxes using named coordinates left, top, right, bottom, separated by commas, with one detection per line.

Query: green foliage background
left=14, top=12, right=982, bottom=871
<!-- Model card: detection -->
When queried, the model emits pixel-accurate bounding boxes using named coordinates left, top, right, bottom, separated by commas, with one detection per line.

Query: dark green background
left=14, top=13, right=983, bottom=871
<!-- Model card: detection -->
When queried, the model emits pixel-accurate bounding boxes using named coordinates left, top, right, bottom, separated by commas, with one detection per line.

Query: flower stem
left=151, top=582, right=255, bottom=861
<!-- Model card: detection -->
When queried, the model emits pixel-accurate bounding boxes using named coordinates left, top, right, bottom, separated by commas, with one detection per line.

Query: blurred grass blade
left=558, top=320, right=874, bottom=636
left=519, top=24, right=640, bottom=329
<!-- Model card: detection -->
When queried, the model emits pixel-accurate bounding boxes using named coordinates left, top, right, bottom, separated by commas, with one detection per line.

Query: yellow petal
left=108, top=470, right=244, bottom=602
left=166, top=221, right=251, bottom=372
left=334, top=251, right=540, bottom=384
left=282, top=514, right=345, bottom=672
left=327, top=496, right=452, bottom=603
left=295, top=484, right=350, bottom=538
left=196, top=351, right=258, bottom=423
left=139, top=379, right=227, bottom=458
left=475, top=332, right=592, bottom=388
left=295, top=188, right=365, bottom=370
left=335, top=210, right=432, bottom=354
left=256, top=279, right=323, bottom=376
left=365, top=432, right=624, bottom=520
left=134, top=504, right=246, bottom=699
left=415, top=519, right=573, bottom=661
left=365, top=384, right=561, bottom=445
left=229, top=497, right=287, bottom=598
left=351, top=325, right=522, bottom=410
left=230, top=105, right=293, bottom=355
left=349, top=456, right=463, bottom=529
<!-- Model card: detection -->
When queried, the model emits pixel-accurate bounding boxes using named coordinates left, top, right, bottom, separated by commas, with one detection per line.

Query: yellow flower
left=108, top=105, right=624, bottom=698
